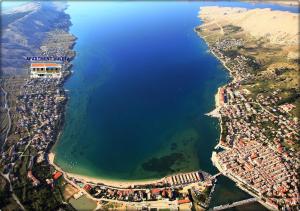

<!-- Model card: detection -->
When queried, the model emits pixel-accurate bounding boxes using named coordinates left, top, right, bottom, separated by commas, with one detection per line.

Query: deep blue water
left=55, top=1, right=229, bottom=179
left=53, top=1, right=297, bottom=208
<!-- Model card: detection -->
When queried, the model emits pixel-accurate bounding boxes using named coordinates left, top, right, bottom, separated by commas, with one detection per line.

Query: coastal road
left=1, top=86, right=12, bottom=153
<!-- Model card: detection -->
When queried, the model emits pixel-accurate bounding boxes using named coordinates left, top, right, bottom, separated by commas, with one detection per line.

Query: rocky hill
left=1, top=2, right=71, bottom=76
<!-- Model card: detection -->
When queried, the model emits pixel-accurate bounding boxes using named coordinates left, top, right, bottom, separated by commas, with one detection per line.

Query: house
left=83, top=184, right=92, bottom=192
left=53, top=171, right=63, bottom=180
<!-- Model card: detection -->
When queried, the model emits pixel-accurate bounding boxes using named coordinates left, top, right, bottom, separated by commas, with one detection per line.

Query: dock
left=209, top=198, right=257, bottom=211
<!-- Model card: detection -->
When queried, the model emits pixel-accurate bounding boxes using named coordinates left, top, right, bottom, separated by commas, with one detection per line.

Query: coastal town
left=196, top=6, right=300, bottom=211
left=1, top=2, right=299, bottom=211
left=62, top=170, right=216, bottom=210
left=0, top=26, right=78, bottom=210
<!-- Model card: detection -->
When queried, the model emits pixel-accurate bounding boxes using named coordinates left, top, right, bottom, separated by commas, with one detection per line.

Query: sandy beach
left=48, top=152, right=164, bottom=188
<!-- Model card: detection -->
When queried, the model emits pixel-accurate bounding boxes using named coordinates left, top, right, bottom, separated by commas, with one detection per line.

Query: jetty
left=211, top=172, right=222, bottom=179
left=209, top=198, right=257, bottom=211
left=205, top=108, right=221, bottom=118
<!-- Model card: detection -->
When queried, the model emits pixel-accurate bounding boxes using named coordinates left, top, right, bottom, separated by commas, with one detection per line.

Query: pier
left=209, top=198, right=257, bottom=210
left=212, top=172, right=222, bottom=179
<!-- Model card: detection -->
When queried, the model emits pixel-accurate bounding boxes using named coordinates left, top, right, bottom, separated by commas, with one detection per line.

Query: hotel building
left=30, top=63, right=62, bottom=78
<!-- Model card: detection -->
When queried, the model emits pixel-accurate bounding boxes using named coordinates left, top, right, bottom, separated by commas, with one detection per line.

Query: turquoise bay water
left=55, top=1, right=230, bottom=179
left=53, top=1, right=297, bottom=208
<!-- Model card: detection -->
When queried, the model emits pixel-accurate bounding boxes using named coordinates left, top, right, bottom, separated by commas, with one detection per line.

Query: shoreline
left=49, top=16, right=227, bottom=190
left=196, top=30, right=232, bottom=150
left=49, top=152, right=164, bottom=188
left=196, top=15, right=268, bottom=208
left=2, top=3, right=296, bottom=210
left=47, top=17, right=166, bottom=188
left=196, top=7, right=300, bottom=210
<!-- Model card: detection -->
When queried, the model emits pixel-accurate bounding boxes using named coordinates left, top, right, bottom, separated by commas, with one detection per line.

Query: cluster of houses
left=0, top=77, right=66, bottom=186
left=0, top=29, right=74, bottom=191
left=218, top=84, right=299, bottom=162
left=19, top=78, right=65, bottom=153
left=210, top=38, right=257, bottom=81
left=214, top=140, right=299, bottom=210
left=89, top=185, right=184, bottom=202
left=218, top=86, right=265, bottom=148
left=279, top=103, right=296, bottom=113
left=209, top=36, right=300, bottom=210
left=65, top=170, right=215, bottom=209
left=214, top=38, right=244, bottom=51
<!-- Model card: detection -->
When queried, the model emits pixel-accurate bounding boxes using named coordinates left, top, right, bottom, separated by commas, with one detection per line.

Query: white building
left=30, top=63, right=62, bottom=78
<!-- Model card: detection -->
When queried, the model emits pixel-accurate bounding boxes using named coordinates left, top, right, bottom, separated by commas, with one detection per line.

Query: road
left=1, top=86, right=12, bottom=153
left=0, top=85, right=25, bottom=210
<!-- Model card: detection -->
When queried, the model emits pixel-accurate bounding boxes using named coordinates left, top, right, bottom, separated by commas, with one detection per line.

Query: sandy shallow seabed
left=49, top=153, right=164, bottom=188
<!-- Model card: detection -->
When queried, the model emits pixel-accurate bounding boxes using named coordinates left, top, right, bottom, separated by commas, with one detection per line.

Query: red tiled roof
left=52, top=171, right=62, bottom=180
left=178, top=199, right=191, bottom=204
left=31, top=63, right=61, bottom=67
left=83, top=184, right=92, bottom=192
left=151, top=189, right=161, bottom=194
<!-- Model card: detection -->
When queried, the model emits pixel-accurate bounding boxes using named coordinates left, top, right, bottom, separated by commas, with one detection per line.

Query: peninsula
left=196, top=6, right=299, bottom=210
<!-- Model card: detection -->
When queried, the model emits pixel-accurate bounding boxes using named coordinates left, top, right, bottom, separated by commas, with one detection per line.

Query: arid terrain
left=197, top=6, right=300, bottom=117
